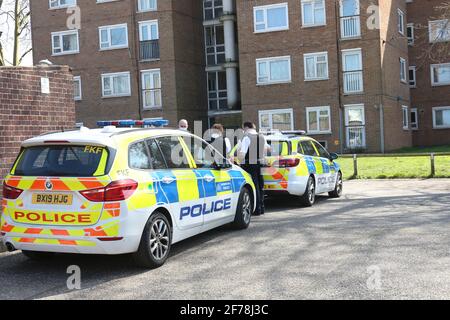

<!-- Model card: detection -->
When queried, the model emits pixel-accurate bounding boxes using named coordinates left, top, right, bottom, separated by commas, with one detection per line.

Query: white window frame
left=400, top=57, right=407, bottom=83
left=402, top=106, right=409, bottom=130
left=138, top=0, right=157, bottom=12
left=101, top=71, right=131, bottom=98
left=138, top=20, right=159, bottom=41
left=256, top=56, right=292, bottom=85
left=98, top=24, right=129, bottom=50
left=253, top=3, right=289, bottom=33
left=51, top=30, right=79, bottom=56
left=259, top=108, right=294, bottom=131
left=304, top=52, right=329, bottom=81
left=429, top=19, right=450, bottom=43
left=411, top=108, right=418, bottom=130
left=141, top=69, right=162, bottom=109
left=431, top=63, right=450, bottom=86
left=432, top=106, right=450, bottom=129
left=301, top=0, right=326, bottom=27
left=344, top=104, right=366, bottom=148
left=49, top=0, right=76, bottom=9
left=306, top=106, right=331, bottom=135
left=342, top=48, right=364, bottom=94
left=407, top=23, right=415, bottom=45
left=409, top=66, right=416, bottom=88
left=398, top=9, right=405, bottom=35
left=73, top=76, right=82, bottom=101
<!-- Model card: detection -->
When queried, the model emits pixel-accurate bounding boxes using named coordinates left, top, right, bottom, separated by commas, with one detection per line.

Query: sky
left=0, top=0, right=33, bottom=66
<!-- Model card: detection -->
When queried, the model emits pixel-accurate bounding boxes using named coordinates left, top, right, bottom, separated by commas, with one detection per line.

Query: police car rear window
left=13, top=145, right=109, bottom=177
left=268, top=141, right=290, bottom=156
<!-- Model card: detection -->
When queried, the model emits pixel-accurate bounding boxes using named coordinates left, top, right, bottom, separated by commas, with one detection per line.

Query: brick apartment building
left=30, top=0, right=450, bottom=153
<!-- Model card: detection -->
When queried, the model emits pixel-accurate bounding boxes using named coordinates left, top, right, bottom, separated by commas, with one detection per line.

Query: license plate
left=32, top=193, right=73, bottom=205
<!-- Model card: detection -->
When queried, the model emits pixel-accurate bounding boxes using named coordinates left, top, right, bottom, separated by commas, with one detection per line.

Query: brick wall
left=0, top=65, right=75, bottom=252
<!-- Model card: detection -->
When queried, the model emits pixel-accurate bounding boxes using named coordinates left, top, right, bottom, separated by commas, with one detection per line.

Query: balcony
left=346, top=126, right=366, bottom=149
left=343, top=70, right=363, bottom=94
left=340, top=15, right=361, bottom=39
left=140, top=40, right=160, bottom=61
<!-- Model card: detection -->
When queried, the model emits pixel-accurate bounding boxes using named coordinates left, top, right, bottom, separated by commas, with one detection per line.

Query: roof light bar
left=97, top=120, right=169, bottom=128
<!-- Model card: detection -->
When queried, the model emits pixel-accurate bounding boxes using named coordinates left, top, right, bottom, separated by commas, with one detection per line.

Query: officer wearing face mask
left=178, top=119, right=189, bottom=132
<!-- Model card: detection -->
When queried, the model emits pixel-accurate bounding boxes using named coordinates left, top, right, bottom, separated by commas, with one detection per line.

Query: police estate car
left=262, top=131, right=343, bottom=207
left=1, top=120, right=256, bottom=269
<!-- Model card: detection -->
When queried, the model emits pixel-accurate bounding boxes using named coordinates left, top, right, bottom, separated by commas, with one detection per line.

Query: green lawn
left=392, top=145, right=450, bottom=153
left=338, top=155, right=450, bottom=180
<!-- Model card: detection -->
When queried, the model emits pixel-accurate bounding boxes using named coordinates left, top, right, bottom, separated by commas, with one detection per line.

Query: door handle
left=204, top=175, right=215, bottom=183
left=162, top=176, right=175, bottom=184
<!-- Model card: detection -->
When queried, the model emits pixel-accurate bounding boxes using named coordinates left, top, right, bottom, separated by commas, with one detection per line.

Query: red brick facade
left=0, top=65, right=76, bottom=182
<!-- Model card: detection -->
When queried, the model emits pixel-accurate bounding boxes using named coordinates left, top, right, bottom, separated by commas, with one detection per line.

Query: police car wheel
left=300, top=176, right=315, bottom=207
left=232, top=187, right=253, bottom=230
left=22, top=250, right=55, bottom=260
left=133, top=212, right=172, bottom=269
left=329, top=172, right=343, bottom=198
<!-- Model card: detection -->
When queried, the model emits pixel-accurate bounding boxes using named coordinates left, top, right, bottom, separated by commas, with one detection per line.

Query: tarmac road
left=1, top=179, right=450, bottom=300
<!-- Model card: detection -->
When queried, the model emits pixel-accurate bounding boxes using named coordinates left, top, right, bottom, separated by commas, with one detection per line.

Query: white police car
left=1, top=120, right=256, bottom=268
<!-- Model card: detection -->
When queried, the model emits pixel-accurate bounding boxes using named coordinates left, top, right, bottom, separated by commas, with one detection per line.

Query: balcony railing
left=343, top=70, right=363, bottom=94
left=346, top=126, right=366, bottom=149
left=140, top=40, right=160, bottom=61
left=340, top=15, right=361, bottom=38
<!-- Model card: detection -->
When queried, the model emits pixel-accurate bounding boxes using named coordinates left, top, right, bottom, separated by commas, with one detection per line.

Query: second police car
left=0, top=120, right=256, bottom=268
left=262, top=131, right=343, bottom=207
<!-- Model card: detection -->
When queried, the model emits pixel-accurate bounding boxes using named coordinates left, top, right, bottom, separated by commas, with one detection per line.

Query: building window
left=205, top=25, right=225, bottom=66
left=344, top=104, right=366, bottom=149
left=99, top=24, right=128, bottom=50
left=256, top=56, right=291, bottom=85
left=411, top=108, right=418, bottom=130
left=301, top=0, right=326, bottom=27
left=259, top=109, right=294, bottom=131
left=398, top=9, right=405, bottom=35
left=407, top=23, right=415, bottom=45
left=139, top=20, right=160, bottom=60
left=342, top=48, right=363, bottom=93
left=429, top=20, right=450, bottom=43
left=304, top=52, right=328, bottom=80
left=402, top=106, right=409, bottom=130
left=101, top=72, right=131, bottom=98
left=433, top=107, right=450, bottom=129
left=400, top=57, right=407, bottom=83
left=203, top=0, right=223, bottom=20
left=73, top=76, right=81, bottom=101
left=254, top=3, right=289, bottom=33
left=306, top=106, right=331, bottom=134
left=340, top=0, right=360, bottom=38
left=141, top=69, right=161, bottom=109
left=208, top=71, right=227, bottom=111
left=49, top=0, right=76, bottom=9
left=409, top=66, right=416, bottom=88
left=138, top=0, right=157, bottom=12
left=51, top=30, right=79, bottom=55
left=431, top=63, right=450, bottom=86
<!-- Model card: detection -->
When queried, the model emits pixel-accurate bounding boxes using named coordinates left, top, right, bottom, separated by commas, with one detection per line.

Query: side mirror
left=329, top=153, right=339, bottom=161
left=214, top=160, right=232, bottom=170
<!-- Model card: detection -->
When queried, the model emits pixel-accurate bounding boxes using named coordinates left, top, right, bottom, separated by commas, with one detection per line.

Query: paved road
left=1, top=179, right=450, bottom=300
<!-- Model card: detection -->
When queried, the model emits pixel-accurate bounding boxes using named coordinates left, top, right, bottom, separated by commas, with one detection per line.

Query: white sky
left=0, top=0, right=33, bottom=66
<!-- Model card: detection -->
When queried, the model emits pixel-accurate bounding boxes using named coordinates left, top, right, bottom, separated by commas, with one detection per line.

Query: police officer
left=237, top=122, right=270, bottom=216
left=206, top=124, right=231, bottom=158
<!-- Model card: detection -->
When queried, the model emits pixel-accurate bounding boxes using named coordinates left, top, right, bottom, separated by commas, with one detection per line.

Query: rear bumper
left=264, top=178, right=307, bottom=196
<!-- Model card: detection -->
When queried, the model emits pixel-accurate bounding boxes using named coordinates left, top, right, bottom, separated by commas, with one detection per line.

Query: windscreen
left=13, top=145, right=109, bottom=177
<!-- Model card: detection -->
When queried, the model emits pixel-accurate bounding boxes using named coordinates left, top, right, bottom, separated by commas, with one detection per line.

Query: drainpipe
left=379, top=104, right=385, bottom=153
left=221, top=0, right=239, bottom=108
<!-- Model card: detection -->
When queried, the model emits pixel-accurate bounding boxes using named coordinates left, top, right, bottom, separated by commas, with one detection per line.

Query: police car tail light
left=80, top=179, right=138, bottom=202
left=273, top=158, right=300, bottom=168
left=2, top=182, right=23, bottom=200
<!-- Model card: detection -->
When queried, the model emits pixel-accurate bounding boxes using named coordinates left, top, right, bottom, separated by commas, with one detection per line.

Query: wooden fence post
left=353, top=154, right=358, bottom=178
left=430, top=153, right=435, bottom=177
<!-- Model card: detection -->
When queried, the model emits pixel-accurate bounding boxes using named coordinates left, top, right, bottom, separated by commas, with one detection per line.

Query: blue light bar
left=97, top=120, right=169, bottom=128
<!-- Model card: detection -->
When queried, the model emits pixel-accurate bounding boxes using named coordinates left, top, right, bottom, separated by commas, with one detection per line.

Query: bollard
left=430, top=153, right=435, bottom=177
left=353, top=154, right=358, bottom=178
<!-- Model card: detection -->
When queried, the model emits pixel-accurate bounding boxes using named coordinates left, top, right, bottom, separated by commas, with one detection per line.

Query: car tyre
left=22, top=250, right=55, bottom=260
left=300, top=176, right=316, bottom=207
left=329, top=172, right=343, bottom=198
left=133, top=212, right=172, bottom=269
left=232, top=187, right=253, bottom=230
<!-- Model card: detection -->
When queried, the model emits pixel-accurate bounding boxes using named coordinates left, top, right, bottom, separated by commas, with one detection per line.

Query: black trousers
left=242, top=164, right=265, bottom=215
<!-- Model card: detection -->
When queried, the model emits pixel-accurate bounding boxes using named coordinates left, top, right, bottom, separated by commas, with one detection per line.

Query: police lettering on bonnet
left=1, top=119, right=256, bottom=269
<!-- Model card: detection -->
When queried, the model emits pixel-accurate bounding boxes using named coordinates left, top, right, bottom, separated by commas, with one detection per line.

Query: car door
left=299, top=140, right=327, bottom=194
left=186, top=136, right=235, bottom=225
left=312, top=141, right=335, bottom=192
left=148, top=136, right=204, bottom=231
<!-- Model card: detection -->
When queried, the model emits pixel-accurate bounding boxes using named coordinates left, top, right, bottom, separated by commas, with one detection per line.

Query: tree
left=0, top=0, right=31, bottom=66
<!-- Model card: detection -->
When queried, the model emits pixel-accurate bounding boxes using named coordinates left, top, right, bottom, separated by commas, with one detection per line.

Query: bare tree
left=0, top=0, right=31, bottom=66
